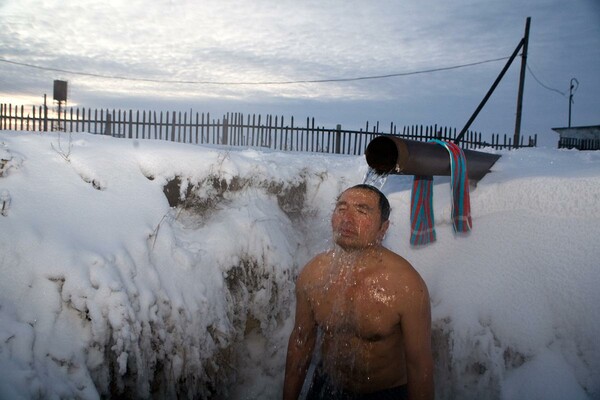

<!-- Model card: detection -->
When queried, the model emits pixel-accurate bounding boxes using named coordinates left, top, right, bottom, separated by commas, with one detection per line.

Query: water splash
left=303, top=247, right=399, bottom=396
left=308, top=250, right=362, bottom=397
left=363, top=167, right=389, bottom=190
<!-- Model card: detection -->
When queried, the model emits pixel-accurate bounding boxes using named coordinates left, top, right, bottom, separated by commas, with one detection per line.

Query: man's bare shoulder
left=379, top=247, right=417, bottom=275
left=297, top=251, right=331, bottom=287
left=380, top=246, right=412, bottom=267
left=379, top=247, right=429, bottom=297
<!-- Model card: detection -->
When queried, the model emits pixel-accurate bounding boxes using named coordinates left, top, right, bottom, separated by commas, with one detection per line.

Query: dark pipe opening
left=364, top=136, right=399, bottom=172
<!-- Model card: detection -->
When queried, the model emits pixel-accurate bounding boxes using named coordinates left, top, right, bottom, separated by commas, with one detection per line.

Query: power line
left=526, top=64, right=567, bottom=97
left=0, top=56, right=510, bottom=86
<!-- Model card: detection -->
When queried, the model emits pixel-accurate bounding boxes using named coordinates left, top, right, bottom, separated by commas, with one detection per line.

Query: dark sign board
left=53, top=80, right=68, bottom=102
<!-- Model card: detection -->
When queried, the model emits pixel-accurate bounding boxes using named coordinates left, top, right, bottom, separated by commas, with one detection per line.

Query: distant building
left=552, top=125, right=600, bottom=150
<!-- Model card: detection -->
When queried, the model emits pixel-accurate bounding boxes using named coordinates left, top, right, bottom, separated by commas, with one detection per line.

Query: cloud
left=1, top=0, right=598, bottom=136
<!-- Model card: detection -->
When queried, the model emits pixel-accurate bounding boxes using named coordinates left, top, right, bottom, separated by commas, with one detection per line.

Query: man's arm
left=283, top=267, right=318, bottom=400
left=401, top=272, right=434, bottom=400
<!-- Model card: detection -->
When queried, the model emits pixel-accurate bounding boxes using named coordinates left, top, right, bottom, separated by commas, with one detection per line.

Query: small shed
left=552, top=125, right=600, bottom=150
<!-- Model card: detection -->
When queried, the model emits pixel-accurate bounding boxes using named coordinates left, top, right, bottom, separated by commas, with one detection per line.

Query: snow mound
left=1, top=132, right=599, bottom=399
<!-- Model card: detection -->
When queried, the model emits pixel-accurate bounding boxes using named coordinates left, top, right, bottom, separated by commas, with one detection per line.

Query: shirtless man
left=283, top=184, right=434, bottom=400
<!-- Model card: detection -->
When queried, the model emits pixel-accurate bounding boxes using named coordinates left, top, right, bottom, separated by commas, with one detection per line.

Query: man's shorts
left=305, top=367, right=408, bottom=400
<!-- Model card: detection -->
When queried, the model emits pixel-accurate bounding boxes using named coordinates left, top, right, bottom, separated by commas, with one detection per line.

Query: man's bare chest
left=309, top=277, right=401, bottom=340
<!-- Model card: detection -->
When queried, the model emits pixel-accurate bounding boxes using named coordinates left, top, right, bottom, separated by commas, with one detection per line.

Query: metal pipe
left=568, top=78, right=579, bottom=128
left=365, top=135, right=501, bottom=182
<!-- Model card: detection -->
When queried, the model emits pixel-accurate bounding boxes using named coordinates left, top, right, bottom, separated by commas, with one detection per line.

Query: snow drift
left=0, top=131, right=599, bottom=399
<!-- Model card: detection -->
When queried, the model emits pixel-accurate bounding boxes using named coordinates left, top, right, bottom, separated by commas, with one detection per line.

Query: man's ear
left=379, top=219, right=390, bottom=240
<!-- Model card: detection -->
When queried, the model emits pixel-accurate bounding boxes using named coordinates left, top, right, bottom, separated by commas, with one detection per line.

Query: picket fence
left=558, top=137, right=600, bottom=151
left=0, top=104, right=537, bottom=155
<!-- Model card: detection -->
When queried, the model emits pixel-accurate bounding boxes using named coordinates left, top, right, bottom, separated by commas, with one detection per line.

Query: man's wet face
left=331, top=188, right=387, bottom=250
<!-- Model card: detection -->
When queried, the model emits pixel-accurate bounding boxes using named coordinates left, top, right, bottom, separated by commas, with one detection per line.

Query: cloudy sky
left=1, top=0, right=598, bottom=144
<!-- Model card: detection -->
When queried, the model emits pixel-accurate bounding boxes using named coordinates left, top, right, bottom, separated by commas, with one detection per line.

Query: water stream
left=300, top=218, right=408, bottom=397
left=362, top=167, right=390, bottom=189
left=298, top=171, right=397, bottom=397
left=300, top=250, right=366, bottom=398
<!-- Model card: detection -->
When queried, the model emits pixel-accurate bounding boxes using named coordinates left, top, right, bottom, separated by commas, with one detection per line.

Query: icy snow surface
left=0, top=131, right=599, bottom=399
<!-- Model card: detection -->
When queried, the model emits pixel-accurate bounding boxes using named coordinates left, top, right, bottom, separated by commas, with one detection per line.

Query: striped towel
left=410, top=140, right=472, bottom=245
left=410, top=175, right=436, bottom=245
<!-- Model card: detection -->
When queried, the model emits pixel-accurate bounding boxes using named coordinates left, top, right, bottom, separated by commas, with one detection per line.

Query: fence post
left=223, top=117, right=229, bottom=145
left=335, top=124, right=342, bottom=154
left=171, top=111, right=176, bottom=142
left=43, top=96, right=48, bottom=132
left=104, top=113, right=112, bottom=136
left=129, top=110, right=133, bottom=139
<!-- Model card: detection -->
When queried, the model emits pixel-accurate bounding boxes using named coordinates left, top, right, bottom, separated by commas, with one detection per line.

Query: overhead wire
left=0, top=56, right=510, bottom=86
left=526, top=64, right=567, bottom=98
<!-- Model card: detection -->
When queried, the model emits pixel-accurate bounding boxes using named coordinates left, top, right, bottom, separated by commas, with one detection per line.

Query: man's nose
left=340, top=209, right=357, bottom=223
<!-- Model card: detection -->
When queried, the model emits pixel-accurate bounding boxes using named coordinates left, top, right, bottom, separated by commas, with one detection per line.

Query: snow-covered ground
left=0, top=131, right=599, bottom=399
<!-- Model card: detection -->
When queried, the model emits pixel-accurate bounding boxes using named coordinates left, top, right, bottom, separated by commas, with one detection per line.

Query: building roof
left=551, top=125, right=600, bottom=139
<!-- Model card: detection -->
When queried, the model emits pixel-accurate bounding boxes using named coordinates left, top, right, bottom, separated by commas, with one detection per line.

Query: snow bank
left=0, top=131, right=599, bottom=399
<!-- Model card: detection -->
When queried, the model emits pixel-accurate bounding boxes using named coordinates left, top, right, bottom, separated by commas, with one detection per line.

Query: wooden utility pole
left=513, top=17, right=531, bottom=148
left=455, top=17, right=532, bottom=147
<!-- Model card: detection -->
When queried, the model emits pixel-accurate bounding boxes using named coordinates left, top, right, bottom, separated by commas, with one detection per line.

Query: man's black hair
left=346, top=184, right=391, bottom=222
